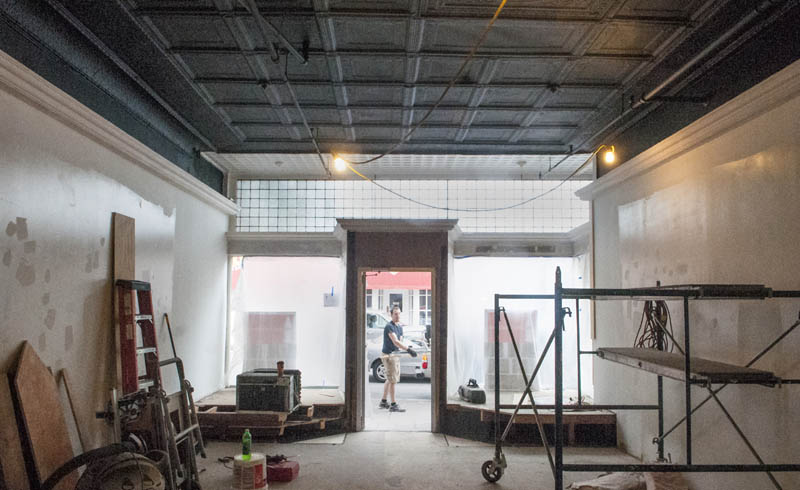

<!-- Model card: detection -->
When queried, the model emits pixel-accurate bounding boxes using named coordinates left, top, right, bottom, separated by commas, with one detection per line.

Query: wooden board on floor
left=0, top=373, right=30, bottom=490
left=12, top=342, right=76, bottom=490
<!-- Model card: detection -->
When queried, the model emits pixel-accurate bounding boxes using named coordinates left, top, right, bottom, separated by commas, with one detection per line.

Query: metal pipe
left=501, top=308, right=555, bottom=476
left=576, top=298, right=582, bottom=406
left=494, top=294, right=501, bottom=459
left=554, top=267, right=564, bottom=490
left=707, top=388, right=782, bottom=489
left=683, top=296, right=692, bottom=465
left=498, top=403, right=660, bottom=410
left=281, top=78, right=330, bottom=176
left=562, top=463, right=800, bottom=472
left=632, top=0, right=781, bottom=109
left=545, top=0, right=786, bottom=175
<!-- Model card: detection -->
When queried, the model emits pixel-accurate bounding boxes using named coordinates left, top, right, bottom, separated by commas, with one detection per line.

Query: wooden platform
left=597, top=347, right=780, bottom=385
left=196, top=387, right=345, bottom=439
left=447, top=401, right=616, bottom=446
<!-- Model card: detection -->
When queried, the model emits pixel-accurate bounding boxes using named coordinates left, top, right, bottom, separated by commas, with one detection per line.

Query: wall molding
left=577, top=58, right=800, bottom=201
left=0, top=49, right=238, bottom=215
left=226, top=232, right=343, bottom=257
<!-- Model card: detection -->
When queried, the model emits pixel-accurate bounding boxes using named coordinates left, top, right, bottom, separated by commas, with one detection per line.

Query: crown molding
left=577, top=58, right=800, bottom=201
left=0, top=50, right=238, bottom=215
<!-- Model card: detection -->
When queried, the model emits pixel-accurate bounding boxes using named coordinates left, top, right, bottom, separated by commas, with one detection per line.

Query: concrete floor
left=198, top=432, right=639, bottom=489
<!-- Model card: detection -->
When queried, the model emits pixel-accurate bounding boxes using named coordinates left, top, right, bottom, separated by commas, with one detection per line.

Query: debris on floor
left=566, top=472, right=646, bottom=490
left=644, top=471, right=689, bottom=490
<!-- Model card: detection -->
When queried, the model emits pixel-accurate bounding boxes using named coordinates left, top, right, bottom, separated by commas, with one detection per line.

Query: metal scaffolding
left=486, top=267, right=800, bottom=489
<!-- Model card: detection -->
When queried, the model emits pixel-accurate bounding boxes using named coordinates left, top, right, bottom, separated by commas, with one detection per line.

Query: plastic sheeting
left=448, top=256, right=592, bottom=400
left=227, top=256, right=346, bottom=388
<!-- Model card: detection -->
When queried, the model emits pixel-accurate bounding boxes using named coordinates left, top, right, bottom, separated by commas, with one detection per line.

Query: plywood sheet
left=112, top=212, right=134, bottom=392
left=598, top=347, right=779, bottom=384
left=0, top=374, right=30, bottom=490
left=112, top=212, right=135, bottom=282
left=12, top=343, right=76, bottom=490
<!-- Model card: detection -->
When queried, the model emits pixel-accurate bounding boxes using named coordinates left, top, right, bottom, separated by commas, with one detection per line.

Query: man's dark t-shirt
left=382, top=322, right=404, bottom=354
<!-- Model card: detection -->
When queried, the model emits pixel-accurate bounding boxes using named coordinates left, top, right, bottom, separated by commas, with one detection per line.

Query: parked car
left=365, top=310, right=430, bottom=382
left=366, top=310, right=428, bottom=344
left=367, top=335, right=430, bottom=382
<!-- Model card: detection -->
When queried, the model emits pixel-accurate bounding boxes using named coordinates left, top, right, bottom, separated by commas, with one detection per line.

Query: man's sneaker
left=378, top=400, right=390, bottom=409
left=389, top=403, right=406, bottom=412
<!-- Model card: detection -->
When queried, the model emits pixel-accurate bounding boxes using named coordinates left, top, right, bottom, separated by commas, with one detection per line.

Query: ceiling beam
left=215, top=102, right=599, bottom=112
left=114, top=0, right=247, bottom=143
left=130, top=7, right=693, bottom=27
left=196, top=78, right=619, bottom=90
left=232, top=121, right=578, bottom=131
left=168, top=46, right=654, bottom=62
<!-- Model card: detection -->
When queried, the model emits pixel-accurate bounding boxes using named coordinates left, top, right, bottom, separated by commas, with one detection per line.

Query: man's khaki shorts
left=381, top=353, right=401, bottom=383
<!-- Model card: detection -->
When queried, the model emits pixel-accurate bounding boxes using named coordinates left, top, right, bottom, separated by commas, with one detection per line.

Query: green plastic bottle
left=242, top=428, right=252, bottom=461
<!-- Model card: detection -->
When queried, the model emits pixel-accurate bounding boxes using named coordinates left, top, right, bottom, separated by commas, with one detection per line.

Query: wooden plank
left=598, top=348, right=779, bottom=384
left=112, top=213, right=135, bottom=282
left=480, top=409, right=616, bottom=425
left=197, top=411, right=287, bottom=428
left=12, top=343, right=76, bottom=490
left=0, top=374, right=30, bottom=490
left=112, top=213, right=135, bottom=394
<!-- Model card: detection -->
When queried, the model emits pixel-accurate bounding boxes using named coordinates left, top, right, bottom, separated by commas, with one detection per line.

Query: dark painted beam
left=0, top=0, right=224, bottom=192
left=130, top=7, right=693, bottom=27
left=168, top=46, right=655, bottom=62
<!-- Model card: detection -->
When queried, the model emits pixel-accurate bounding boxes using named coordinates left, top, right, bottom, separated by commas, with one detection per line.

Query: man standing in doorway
left=380, top=305, right=415, bottom=412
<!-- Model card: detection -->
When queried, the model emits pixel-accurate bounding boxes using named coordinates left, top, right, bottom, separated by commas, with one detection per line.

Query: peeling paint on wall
left=23, top=240, right=36, bottom=254
left=38, top=332, right=46, bottom=352
left=45, top=309, right=56, bottom=329
left=45, top=268, right=51, bottom=283
left=65, top=325, right=73, bottom=352
left=15, top=256, right=35, bottom=286
left=42, top=292, right=49, bottom=305
left=2, top=248, right=9, bottom=266
left=15, top=218, right=28, bottom=240
left=5, top=220, right=16, bottom=236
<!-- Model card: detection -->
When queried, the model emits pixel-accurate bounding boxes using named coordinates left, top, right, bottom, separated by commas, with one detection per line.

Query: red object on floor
left=267, top=460, right=299, bottom=482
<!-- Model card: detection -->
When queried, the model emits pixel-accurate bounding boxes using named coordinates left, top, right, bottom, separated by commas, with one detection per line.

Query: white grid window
left=235, top=180, right=590, bottom=233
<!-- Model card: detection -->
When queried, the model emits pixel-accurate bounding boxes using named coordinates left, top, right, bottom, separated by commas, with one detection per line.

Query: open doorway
left=363, top=270, right=432, bottom=431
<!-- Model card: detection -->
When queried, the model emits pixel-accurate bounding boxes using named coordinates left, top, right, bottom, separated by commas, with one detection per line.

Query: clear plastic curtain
left=448, top=256, right=592, bottom=400
left=226, top=256, right=346, bottom=388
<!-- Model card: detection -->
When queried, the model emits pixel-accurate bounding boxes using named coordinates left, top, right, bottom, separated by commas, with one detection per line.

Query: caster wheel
left=481, top=460, right=503, bottom=483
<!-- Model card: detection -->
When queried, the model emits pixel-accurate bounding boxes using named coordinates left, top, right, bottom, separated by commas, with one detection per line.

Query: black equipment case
left=458, top=379, right=486, bottom=404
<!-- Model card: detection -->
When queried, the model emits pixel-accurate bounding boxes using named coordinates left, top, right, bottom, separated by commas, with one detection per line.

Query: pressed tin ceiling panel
left=20, top=0, right=796, bottom=179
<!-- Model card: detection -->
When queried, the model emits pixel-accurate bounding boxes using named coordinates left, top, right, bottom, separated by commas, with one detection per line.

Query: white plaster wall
left=591, top=61, right=800, bottom=489
left=0, top=73, right=228, bottom=449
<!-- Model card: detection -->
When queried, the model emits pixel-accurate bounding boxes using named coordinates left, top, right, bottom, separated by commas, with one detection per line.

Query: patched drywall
left=0, top=65, right=228, bottom=449
left=591, top=61, right=800, bottom=489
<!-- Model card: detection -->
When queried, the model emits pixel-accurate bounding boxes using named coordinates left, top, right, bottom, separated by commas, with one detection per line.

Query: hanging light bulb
left=333, top=156, right=347, bottom=172
left=603, top=146, right=616, bottom=164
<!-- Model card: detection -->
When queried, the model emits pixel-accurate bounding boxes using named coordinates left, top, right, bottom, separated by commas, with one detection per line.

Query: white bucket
left=232, top=453, right=268, bottom=489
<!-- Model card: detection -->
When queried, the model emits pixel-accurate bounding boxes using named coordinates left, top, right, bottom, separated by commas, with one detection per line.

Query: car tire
left=371, top=359, right=386, bottom=383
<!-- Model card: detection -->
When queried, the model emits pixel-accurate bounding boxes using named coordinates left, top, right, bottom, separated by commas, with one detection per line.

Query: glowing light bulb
left=333, top=156, right=347, bottom=171
left=603, top=147, right=616, bottom=164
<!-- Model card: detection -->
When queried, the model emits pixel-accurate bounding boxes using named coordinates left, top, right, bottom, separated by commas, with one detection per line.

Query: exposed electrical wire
left=284, top=56, right=331, bottom=177
left=342, top=151, right=594, bottom=212
left=633, top=300, right=675, bottom=352
left=340, top=0, right=508, bottom=166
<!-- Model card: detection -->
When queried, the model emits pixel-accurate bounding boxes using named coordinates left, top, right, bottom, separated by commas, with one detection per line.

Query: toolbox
left=236, top=368, right=301, bottom=412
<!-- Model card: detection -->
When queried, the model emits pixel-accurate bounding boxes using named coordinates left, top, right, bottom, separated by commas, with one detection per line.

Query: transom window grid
left=235, top=179, right=590, bottom=233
